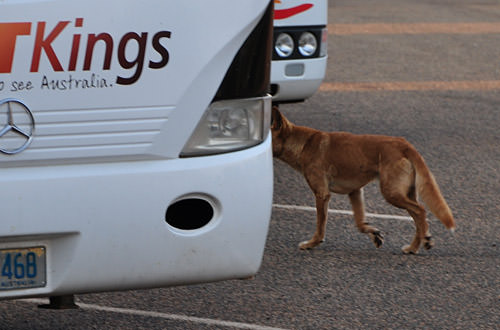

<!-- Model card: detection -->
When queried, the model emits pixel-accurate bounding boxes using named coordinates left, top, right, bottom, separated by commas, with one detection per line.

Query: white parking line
left=272, top=203, right=413, bottom=221
left=24, top=298, right=287, bottom=330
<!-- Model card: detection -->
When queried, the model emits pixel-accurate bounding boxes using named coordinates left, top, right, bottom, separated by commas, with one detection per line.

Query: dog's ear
left=271, top=106, right=283, bottom=130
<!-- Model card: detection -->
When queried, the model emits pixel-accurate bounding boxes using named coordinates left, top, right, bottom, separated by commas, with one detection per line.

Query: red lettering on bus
left=31, top=21, right=70, bottom=72
left=0, top=22, right=31, bottom=73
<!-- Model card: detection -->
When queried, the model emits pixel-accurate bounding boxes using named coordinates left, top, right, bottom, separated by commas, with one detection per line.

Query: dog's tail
left=406, top=147, right=456, bottom=231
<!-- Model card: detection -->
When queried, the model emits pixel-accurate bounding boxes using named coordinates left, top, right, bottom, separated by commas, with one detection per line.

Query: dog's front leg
left=299, top=193, right=330, bottom=250
left=349, top=189, right=384, bottom=248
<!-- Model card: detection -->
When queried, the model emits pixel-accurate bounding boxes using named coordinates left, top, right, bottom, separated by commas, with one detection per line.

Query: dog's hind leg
left=349, top=189, right=384, bottom=248
left=391, top=196, right=427, bottom=254
left=379, top=158, right=428, bottom=254
left=407, top=185, right=433, bottom=251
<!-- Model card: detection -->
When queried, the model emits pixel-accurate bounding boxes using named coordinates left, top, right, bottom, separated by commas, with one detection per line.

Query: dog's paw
left=299, top=240, right=322, bottom=250
left=401, top=244, right=418, bottom=255
left=424, top=236, right=434, bottom=250
left=369, top=231, right=384, bottom=248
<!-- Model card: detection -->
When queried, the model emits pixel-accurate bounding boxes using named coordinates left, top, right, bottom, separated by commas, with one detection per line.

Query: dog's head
left=271, top=106, right=291, bottom=157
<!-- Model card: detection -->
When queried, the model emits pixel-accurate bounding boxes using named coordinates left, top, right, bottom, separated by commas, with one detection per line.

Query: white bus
left=272, top=0, right=328, bottom=102
left=0, top=0, right=274, bottom=304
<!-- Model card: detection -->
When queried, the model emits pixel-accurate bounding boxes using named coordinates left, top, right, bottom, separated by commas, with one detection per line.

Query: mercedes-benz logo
left=0, top=99, right=35, bottom=155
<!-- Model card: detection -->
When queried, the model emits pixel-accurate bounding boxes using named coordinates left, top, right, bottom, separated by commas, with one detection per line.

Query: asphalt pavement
left=1, top=1, right=499, bottom=329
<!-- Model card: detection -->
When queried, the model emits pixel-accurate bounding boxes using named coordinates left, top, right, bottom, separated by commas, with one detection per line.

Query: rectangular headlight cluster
left=273, top=26, right=327, bottom=60
left=180, top=95, right=271, bottom=157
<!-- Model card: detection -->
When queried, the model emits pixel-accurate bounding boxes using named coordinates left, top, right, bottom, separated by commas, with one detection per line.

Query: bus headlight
left=275, top=33, right=294, bottom=58
left=298, top=32, right=317, bottom=57
left=180, top=95, right=271, bottom=157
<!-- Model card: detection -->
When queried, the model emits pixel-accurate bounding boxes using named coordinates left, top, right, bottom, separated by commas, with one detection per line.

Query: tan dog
left=271, top=107, right=455, bottom=254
